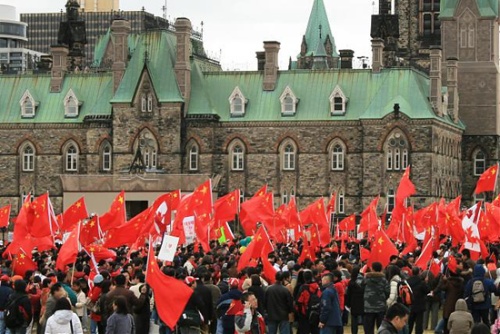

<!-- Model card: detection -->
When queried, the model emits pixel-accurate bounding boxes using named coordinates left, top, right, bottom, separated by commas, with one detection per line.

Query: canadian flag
left=462, top=202, right=482, bottom=252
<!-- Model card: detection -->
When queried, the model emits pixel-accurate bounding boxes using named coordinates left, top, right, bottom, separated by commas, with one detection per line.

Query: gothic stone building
left=0, top=0, right=494, bottom=221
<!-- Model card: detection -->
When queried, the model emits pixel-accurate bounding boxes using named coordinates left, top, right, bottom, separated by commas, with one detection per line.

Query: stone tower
left=440, top=0, right=500, bottom=201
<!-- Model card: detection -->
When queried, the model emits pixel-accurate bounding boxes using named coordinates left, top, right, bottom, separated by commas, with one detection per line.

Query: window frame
left=474, top=150, right=486, bottom=176
left=329, top=85, right=348, bottom=115
left=283, top=144, right=296, bottom=171
left=231, top=145, right=244, bottom=171
left=189, top=145, right=199, bottom=171
left=279, top=86, right=298, bottom=116
left=20, top=90, right=36, bottom=118
left=102, top=143, right=112, bottom=171
left=64, top=89, right=80, bottom=118
left=65, top=144, right=78, bottom=172
left=331, top=144, right=345, bottom=171
left=21, top=144, right=35, bottom=172
left=229, top=87, right=247, bottom=116
left=337, top=190, right=345, bottom=214
left=387, top=188, right=395, bottom=213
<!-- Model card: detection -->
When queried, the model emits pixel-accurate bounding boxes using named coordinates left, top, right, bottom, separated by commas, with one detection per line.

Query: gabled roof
left=187, top=67, right=464, bottom=129
left=303, top=0, right=338, bottom=57
left=440, top=0, right=499, bottom=18
left=111, top=30, right=183, bottom=103
left=0, top=73, right=113, bottom=123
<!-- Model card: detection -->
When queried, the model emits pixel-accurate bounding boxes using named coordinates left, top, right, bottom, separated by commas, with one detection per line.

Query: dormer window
left=64, top=89, right=81, bottom=117
left=280, top=86, right=299, bottom=116
left=229, top=87, right=247, bottom=116
left=329, top=85, right=348, bottom=115
left=19, top=90, right=37, bottom=118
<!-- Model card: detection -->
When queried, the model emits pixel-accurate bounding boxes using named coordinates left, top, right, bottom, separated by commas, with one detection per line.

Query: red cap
left=0, top=275, right=10, bottom=282
left=184, top=276, right=198, bottom=286
left=229, top=278, right=239, bottom=288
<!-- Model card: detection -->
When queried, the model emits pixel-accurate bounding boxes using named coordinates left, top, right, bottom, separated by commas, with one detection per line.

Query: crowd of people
left=0, top=237, right=499, bottom=334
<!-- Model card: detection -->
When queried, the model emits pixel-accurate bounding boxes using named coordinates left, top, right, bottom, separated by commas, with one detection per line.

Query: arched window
left=147, top=94, right=153, bottom=112
left=329, top=85, right=348, bottom=115
left=189, top=145, right=199, bottom=171
left=64, top=89, right=80, bottom=117
left=385, top=131, right=410, bottom=171
left=20, top=90, right=37, bottom=118
left=283, top=144, right=296, bottom=170
left=331, top=144, right=344, bottom=170
left=141, top=95, right=147, bottom=112
left=474, top=150, right=486, bottom=176
left=101, top=142, right=112, bottom=171
left=21, top=144, right=35, bottom=172
left=232, top=145, right=244, bottom=171
left=65, top=143, right=79, bottom=172
left=282, top=190, right=288, bottom=205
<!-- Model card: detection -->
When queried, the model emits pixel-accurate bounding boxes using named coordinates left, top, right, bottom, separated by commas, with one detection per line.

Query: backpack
left=4, top=295, right=27, bottom=329
left=397, top=280, right=413, bottom=306
left=471, top=279, right=486, bottom=303
left=306, top=286, right=321, bottom=326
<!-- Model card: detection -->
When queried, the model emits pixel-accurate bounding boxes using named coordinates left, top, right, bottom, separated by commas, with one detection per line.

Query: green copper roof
left=303, top=0, right=338, bottom=57
left=187, top=67, right=463, bottom=129
left=111, top=30, right=183, bottom=103
left=440, top=0, right=499, bottom=18
left=0, top=73, right=113, bottom=123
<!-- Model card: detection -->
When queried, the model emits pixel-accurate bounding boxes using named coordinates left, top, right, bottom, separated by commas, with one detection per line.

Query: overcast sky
left=0, top=0, right=378, bottom=70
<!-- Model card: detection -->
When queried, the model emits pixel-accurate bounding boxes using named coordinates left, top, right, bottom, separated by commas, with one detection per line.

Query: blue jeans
left=267, top=320, right=290, bottom=334
left=0, top=311, right=6, bottom=334
left=320, top=326, right=343, bottom=334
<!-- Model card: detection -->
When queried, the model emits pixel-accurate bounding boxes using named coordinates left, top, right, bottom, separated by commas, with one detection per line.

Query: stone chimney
left=263, top=41, right=280, bottom=91
left=110, top=17, right=131, bottom=92
left=50, top=45, right=69, bottom=93
left=256, top=51, right=265, bottom=71
left=339, top=49, right=354, bottom=69
left=174, top=18, right=192, bottom=108
left=429, top=46, right=443, bottom=117
left=371, top=38, right=384, bottom=73
left=446, top=57, right=459, bottom=123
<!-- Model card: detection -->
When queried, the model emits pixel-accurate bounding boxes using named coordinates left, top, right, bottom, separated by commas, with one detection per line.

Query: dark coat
left=319, top=282, right=342, bottom=327
left=377, top=319, right=399, bottom=334
left=263, top=282, right=293, bottom=321
left=7, top=291, right=32, bottom=329
left=105, top=285, right=140, bottom=315
left=437, top=275, right=464, bottom=318
left=195, top=281, right=214, bottom=324
left=407, top=275, right=429, bottom=313
left=362, top=271, right=390, bottom=313
left=464, top=264, right=497, bottom=310
left=345, top=274, right=364, bottom=315
left=0, top=284, right=13, bottom=310
left=247, top=284, right=265, bottom=315
left=217, top=288, right=242, bottom=334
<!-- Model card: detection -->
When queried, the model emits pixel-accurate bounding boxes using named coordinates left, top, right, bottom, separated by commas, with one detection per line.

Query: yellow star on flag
left=377, top=237, right=384, bottom=245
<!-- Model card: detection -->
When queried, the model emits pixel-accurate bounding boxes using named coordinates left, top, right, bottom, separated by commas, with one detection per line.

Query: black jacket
left=195, top=281, right=214, bottom=324
left=377, top=319, right=399, bottom=334
left=0, top=284, right=13, bottom=310
left=7, top=291, right=32, bottom=328
left=263, top=282, right=293, bottom=321
left=407, top=275, right=429, bottom=313
left=345, top=274, right=365, bottom=315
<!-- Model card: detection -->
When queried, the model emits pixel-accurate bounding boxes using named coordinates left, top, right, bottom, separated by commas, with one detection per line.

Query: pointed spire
left=304, top=0, right=338, bottom=58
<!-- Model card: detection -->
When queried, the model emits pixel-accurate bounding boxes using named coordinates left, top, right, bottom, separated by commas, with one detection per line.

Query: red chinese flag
left=299, top=198, right=330, bottom=247
left=326, top=193, right=336, bottom=217
left=146, top=243, right=193, bottom=330
left=448, top=255, right=457, bottom=274
left=79, top=216, right=101, bottom=246
left=298, top=240, right=316, bottom=264
left=339, top=214, right=356, bottom=231
left=56, top=225, right=80, bottom=271
left=104, top=208, right=150, bottom=248
left=99, top=191, right=126, bottom=231
left=214, top=189, right=240, bottom=225
left=29, top=193, right=52, bottom=238
left=192, top=180, right=214, bottom=252
left=474, top=164, right=499, bottom=194
left=360, top=247, right=371, bottom=262
left=60, top=197, right=88, bottom=232
left=368, top=229, right=398, bottom=268
left=358, top=196, right=379, bottom=237
left=239, top=192, right=275, bottom=236
left=0, top=204, right=11, bottom=228
left=261, top=250, right=277, bottom=284
left=430, top=261, right=441, bottom=277
left=237, top=226, right=273, bottom=272
left=414, top=238, right=434, bottom=271
left=85, top=244, right=116, bottom=263
left=12, top=253, right=36, bottom=276
left=396, top=166, right=416, bottom=204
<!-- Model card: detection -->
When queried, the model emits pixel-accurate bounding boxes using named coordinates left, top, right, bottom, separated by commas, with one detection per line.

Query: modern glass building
left=21, top=10, right=170, bottom=65
left=0, top=5, right=44, bottom=73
